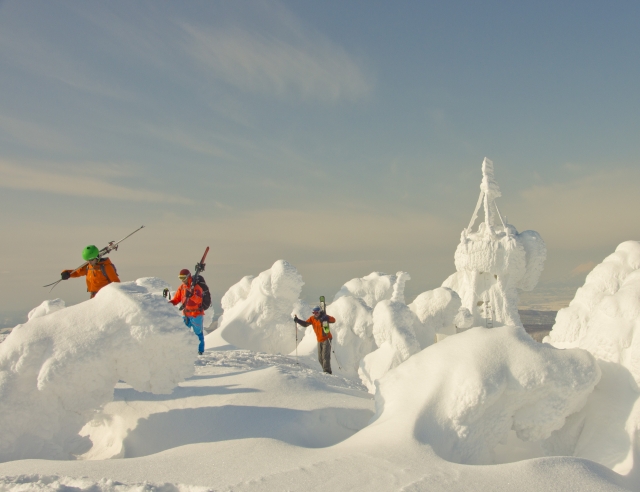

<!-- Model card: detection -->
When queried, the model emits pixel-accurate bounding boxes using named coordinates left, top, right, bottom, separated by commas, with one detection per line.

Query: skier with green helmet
left=60, top=245, right=120, bottom=298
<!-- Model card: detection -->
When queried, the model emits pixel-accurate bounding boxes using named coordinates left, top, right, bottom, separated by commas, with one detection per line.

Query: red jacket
left=64, top=258, right=120, bottom=296
left=170, top=278, right=204, bottom=318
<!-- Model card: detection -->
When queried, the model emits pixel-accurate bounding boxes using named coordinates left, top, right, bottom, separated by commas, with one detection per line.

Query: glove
left=162, top=288, right=169, bottom=299
left=293, top=315, right=300, bottom=324
left=61, top=271, right=71, bottom=280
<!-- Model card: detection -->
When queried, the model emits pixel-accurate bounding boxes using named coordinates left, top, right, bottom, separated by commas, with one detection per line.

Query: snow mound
left=545, top=241, right=640, bottom=473
left=27, top=299, right=65, bottom=320
left=333, top=272, right=400, bottom=308
left=372, top=325, right=600, bottom=465
left=213, top=260, right=307, bottom=354
left=546, top=241, right=640, bottom=381
left=359, top=273, right=421, bottom=392
left=0, top=280, right=196, bottom=462
left=409, top=287, right=461, bottom=343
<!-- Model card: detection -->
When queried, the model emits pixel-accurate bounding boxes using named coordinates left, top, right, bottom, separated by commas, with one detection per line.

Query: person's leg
left=321, top=340, right=332, bottom=374
left=317, top=341, right=323, bottom=368
left=190, top=315, right=205, bottom=353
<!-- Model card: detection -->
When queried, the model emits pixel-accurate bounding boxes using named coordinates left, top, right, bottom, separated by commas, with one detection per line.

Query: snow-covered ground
left=1, top=162, right=639, bottom=491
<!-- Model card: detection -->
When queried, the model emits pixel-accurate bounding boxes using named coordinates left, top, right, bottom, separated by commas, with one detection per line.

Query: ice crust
left=0, top=280, right=196, bottom=462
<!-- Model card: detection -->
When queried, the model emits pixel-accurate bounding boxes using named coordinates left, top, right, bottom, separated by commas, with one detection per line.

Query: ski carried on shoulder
left=320, top=295, right=342, bottom=371
left=43, top=225, right=145, bottom=292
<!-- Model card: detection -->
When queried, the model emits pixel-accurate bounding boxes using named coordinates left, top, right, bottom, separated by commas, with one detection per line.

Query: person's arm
left=68, top=264, right=89, bottom=278
left=322, top=314, right=336, bottom=324
left=294, top=315, right=311, bottom=328
left=170, top=286, right=183, bottom=305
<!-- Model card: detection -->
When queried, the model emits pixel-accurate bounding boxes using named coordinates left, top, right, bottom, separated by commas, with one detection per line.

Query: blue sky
left=1, top=0, right=639, bottom=324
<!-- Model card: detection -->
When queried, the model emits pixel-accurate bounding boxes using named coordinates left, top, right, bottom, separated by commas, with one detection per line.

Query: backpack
left=193, top=275, right=212, bottom=311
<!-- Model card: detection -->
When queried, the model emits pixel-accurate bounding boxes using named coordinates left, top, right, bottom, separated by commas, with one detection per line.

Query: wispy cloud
left=0, top=160, right=191, bottom=204
left=0, top=23, right=134, bottom=101
left=0, top=115, right=77, bottom=153
left=179, top=22, right=373, bottom=103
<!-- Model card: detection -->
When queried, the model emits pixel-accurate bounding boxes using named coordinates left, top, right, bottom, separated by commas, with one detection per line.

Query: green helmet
left=82, top=245, right=100, bottom=261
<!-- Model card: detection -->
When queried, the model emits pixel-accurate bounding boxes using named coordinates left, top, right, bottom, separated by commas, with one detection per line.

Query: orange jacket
left=170, top=278, right=204, bottom=318
left=65, top=258, right=120, bottom=295
left=304, top=314, right=335, bottom=342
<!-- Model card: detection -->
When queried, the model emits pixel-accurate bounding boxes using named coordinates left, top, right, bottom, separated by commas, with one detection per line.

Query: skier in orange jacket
left=60, top=245, right=120, bottom=298
left=294, top=306, right=335, bottom=373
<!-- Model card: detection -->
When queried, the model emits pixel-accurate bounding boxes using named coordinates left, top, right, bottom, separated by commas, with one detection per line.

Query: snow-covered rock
left=0, top=280, right=196, bottom=462
left=213, top=260, right=307, bottom=354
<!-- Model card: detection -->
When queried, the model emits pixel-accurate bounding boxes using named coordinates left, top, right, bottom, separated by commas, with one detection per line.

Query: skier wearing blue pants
left=170, top=268, right=206, bottom=355
left=183, top=315, right=205, bottom=354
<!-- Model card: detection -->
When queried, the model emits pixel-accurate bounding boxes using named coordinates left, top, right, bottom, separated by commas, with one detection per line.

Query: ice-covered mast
left=442, top=158, right=547, bottom=329
left=466, top=158, right=507, bottom=235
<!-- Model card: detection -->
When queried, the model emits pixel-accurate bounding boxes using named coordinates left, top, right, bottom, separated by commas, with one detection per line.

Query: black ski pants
left=318, top=340, right=332, bottom=374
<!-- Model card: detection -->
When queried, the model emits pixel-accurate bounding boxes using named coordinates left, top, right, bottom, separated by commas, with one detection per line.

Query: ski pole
left=328, top=338, right=343, bottom=371
left=293, top=318, right=299, bottom=364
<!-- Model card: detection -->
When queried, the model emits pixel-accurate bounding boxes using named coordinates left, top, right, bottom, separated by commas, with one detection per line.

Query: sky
left=1, top=0, right=639, bottom=326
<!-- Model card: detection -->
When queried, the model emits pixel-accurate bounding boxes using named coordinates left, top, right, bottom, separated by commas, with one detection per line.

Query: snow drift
left=214, top=260, right=308, bottom=354
left=370, top=325, right=600, bottom=465
left=545, top=240, right=640, bottom=473
left=0, top=279, right=196, bottom=462
left=27, top=299, right=66, bottom=321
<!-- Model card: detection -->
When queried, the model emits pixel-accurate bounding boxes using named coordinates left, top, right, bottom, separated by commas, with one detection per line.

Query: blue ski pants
left=183, top=315, right=205, bottom=353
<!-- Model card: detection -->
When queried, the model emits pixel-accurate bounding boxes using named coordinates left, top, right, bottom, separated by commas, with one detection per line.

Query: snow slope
left=0, top=320, right=633, bottom=492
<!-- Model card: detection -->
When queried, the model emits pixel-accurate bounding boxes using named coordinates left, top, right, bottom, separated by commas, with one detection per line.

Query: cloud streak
left=180, top=23, right=373, bottom=103
left=0, top=160, right=191, bottom=204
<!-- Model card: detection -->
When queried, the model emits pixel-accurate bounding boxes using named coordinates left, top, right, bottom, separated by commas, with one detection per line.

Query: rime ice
left=443, top=158, right=547, bottom=328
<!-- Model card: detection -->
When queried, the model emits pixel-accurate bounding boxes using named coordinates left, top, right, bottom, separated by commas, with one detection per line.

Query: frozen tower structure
left=443, top=158, right=546, bottom=328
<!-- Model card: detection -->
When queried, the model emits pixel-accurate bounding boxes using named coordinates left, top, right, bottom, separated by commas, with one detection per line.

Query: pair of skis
left=320, top=296, right=343, bottom=371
